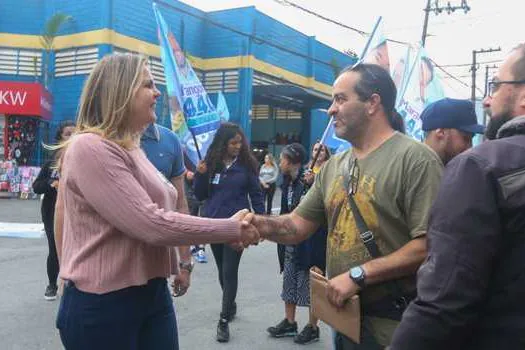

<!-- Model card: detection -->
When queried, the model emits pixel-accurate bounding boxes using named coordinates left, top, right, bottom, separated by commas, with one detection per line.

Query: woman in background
left=32, top=120, right=75, bottom=301
left=194, top=122, right=264, bottom=343
left=259, top=153, right=279, bottom=215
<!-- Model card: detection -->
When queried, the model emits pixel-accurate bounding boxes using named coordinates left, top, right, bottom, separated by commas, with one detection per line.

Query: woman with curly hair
left=194, top=122, right=264, bottom=343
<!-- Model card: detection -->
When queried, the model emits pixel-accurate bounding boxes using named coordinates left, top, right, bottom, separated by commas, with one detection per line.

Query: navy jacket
left=390, top=116, right=525, bottom=350
left=193, top=160, right=264, bottom=218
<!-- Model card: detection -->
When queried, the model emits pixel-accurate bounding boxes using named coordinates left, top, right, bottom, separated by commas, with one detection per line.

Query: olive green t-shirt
left=295, top=132, right=443, bottom=303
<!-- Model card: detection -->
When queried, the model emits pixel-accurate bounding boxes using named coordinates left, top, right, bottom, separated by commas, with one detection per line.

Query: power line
left=429, top=57, right=484, bottom=95
left=440, top=59, right=502, bottom=68
left=273, top=0, right=411, bottom=46
left=155, top=0, right=341, bottom=68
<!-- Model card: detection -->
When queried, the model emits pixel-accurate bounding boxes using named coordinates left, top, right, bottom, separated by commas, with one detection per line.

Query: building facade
left=0, top=0, right=356, bottom=165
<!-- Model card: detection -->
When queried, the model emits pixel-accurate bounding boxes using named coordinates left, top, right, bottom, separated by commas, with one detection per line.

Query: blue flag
left=216, top=91, right=230, bottom=122
left=153, top=3, right=220, bottom=166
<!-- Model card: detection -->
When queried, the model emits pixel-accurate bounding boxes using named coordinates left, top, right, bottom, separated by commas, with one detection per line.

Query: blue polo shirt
left=141, top=124, right=185, bottom=180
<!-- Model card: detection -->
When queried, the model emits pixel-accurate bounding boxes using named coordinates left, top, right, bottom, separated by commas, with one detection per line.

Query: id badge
left=212, top=173, right=221, bottom=185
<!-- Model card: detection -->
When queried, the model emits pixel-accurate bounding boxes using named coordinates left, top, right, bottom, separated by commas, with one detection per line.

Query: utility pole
left=471, top=47, right=501, bottom=104
left=483, top=64, right=499, bottom=125
left=421, top=0, right=471, bottom=47
left=484, top=64, right=499, bottom=97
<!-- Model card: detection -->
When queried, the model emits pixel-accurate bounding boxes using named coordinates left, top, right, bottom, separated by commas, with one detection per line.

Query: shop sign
left=0, top=82, right=52, bottom=120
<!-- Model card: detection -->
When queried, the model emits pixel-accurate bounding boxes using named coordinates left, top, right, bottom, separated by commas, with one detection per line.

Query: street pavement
left=0, top=197, right=332, bottom=350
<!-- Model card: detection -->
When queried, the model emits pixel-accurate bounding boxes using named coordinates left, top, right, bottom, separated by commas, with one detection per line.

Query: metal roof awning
left=253, top=84, right=331, bottom=111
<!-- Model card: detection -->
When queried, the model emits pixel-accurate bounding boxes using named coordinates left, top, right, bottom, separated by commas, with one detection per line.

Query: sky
left=179, top=0, right=524, bottom=99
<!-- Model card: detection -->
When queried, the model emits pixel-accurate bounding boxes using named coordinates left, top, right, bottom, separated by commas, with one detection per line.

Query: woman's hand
left=303, top=170, right=315, bottom=186
left=196, top=161, right=207, bottom=174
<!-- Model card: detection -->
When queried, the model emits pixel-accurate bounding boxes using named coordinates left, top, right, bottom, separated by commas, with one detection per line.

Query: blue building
left=0, top=0, right=356, bottom=165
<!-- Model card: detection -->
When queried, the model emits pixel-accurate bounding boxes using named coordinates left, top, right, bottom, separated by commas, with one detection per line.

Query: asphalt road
left=0, top=197, right=332, bottom=350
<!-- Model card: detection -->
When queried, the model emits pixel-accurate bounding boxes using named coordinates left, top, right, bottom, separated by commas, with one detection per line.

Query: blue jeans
left=56, top=278, right=178, bottom=350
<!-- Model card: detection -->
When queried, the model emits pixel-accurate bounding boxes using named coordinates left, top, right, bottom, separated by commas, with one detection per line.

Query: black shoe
left=294, top=324, right=320, bottom=345
left=216, top=318, right=230, bottom=343
left=267, top=318, right=298, bottom=338
left=44, top=285, right=57, bottom=301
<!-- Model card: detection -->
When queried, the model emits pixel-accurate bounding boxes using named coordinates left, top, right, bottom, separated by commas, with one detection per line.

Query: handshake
left=230, top=209, right=261, bottom=251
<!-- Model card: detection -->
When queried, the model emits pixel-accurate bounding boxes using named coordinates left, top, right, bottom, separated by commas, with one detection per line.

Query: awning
left=253, top=84, right=331, bottom=111
left=0, top=82, right=53, bottom=120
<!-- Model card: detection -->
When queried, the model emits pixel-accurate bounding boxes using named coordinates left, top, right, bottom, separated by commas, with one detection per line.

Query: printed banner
left=397, top=46, right=446, bottom=140
left=153, top=3, right=220, bottom=165
left=216, top=91, right=230, bottom=122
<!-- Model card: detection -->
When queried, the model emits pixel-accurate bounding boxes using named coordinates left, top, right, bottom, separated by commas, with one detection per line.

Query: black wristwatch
left=179, top=260, right=194, bottom=273
left=349, top=266, right=366, bottom=289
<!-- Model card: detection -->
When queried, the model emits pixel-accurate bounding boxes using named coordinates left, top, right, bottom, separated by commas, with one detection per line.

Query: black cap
left=421, top=98, right=485, bottom=134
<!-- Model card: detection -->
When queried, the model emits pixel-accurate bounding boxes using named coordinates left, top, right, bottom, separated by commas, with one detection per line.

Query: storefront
left=0, top=81, right=52, bottom=198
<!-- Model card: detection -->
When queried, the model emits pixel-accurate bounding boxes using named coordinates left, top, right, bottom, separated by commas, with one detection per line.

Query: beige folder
left=310, top=268, right=361, bottom=343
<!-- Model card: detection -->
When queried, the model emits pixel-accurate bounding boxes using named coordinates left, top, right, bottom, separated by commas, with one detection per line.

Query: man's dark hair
left=281, top=143, right=306, bottom=165
left=341, top=63, right=398, bottom=128
left=511, top=43, right=525, bottom=80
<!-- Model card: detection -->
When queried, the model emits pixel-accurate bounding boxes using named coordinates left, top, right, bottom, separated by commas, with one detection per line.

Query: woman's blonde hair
left=54, top=53, right=148, bottom=155
left=264, top=153, right=276, bottom=167
left=76, top=53, right=148, bottom=148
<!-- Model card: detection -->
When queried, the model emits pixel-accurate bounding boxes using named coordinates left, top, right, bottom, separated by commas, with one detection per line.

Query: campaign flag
left=361, top=16, right=391, bottom=74
left=216, top=91, right=230, bottom=121
left=320, top=17, right=385, bottom=154
left=397, top=46, right=446, bottom=141
left=153, top=3, right=220, bottom=165
left=393, top=45, right=411, bottom=105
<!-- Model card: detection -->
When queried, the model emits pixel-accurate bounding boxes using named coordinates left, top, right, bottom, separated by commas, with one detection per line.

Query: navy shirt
left=193, top=160, right=264, bottom=218
left=141, top=124, right=185, bottom=180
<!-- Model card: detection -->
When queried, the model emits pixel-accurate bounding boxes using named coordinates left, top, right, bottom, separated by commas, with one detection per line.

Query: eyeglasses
left=347, top=158, right=360, bottom=196
left=488, top=79, right=525, bottom=96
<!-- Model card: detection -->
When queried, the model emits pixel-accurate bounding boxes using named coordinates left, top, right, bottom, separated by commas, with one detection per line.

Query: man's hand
left=196, top=160, right=207, bottom=174
left=51, top=180, right=59, bottom=188
left=326, top=271, right=360, bottom=308
left=171, top=269, right=191, bottom=297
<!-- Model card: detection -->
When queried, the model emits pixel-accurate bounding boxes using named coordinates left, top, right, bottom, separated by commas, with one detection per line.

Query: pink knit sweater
left=58, top=133, right=241, bottom=294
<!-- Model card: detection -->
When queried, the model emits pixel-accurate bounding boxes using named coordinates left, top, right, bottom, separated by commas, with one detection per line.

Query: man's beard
left=485, top=114, right=512, bottom=140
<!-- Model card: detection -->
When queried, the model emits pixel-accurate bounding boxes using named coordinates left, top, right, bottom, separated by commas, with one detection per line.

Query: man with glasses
left=251, top=63, right=443, bottom=349
left=421, top=98, right=485, bottom=165
left=390, top=43, right=525, bottom=350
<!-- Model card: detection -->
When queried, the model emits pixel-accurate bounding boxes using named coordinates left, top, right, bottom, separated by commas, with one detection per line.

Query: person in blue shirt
left=194, top=122, right=264, bottom=343
left=141, top=123, right=193, bottom=298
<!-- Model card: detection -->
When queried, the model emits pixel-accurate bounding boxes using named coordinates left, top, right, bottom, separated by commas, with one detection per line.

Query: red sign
left=0, top=82, right=53, bottom=120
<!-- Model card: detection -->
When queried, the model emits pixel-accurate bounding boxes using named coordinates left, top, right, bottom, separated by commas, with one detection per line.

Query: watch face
left=350, top=267, right=363, bottom=279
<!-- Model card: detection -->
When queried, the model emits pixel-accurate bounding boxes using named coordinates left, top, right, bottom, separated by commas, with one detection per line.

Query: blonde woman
left=54, top=53, right=258, bottom=350
left=259, top=153, right=279, bottom=214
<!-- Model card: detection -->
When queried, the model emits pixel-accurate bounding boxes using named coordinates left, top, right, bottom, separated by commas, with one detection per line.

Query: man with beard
left=390, top=43, right=525, bottom=350
left=422, top=98, right=485, bottom=165
left=251, top=63, right=443, bottom=349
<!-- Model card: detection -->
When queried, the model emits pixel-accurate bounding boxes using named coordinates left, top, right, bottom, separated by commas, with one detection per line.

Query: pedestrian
left=183, top=161, right=207, bottom=263
left=389, top=43, right=525, bottom=350
left=53, top=53, right=259, bottom=350
left=421, top=98, right=484, bottom=165
left=266, top=143, right=327, bottom=345
left=141, top=122, right=193, bottom=296
left=193, top=122, right=265, bottom=343
left=251, top=63, right=443, bottom=349
left=259, top=153, right=279, bottom=215
left=32, top=120, right=75, bottom=301
left=303, top=142, right=331, bottom=187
